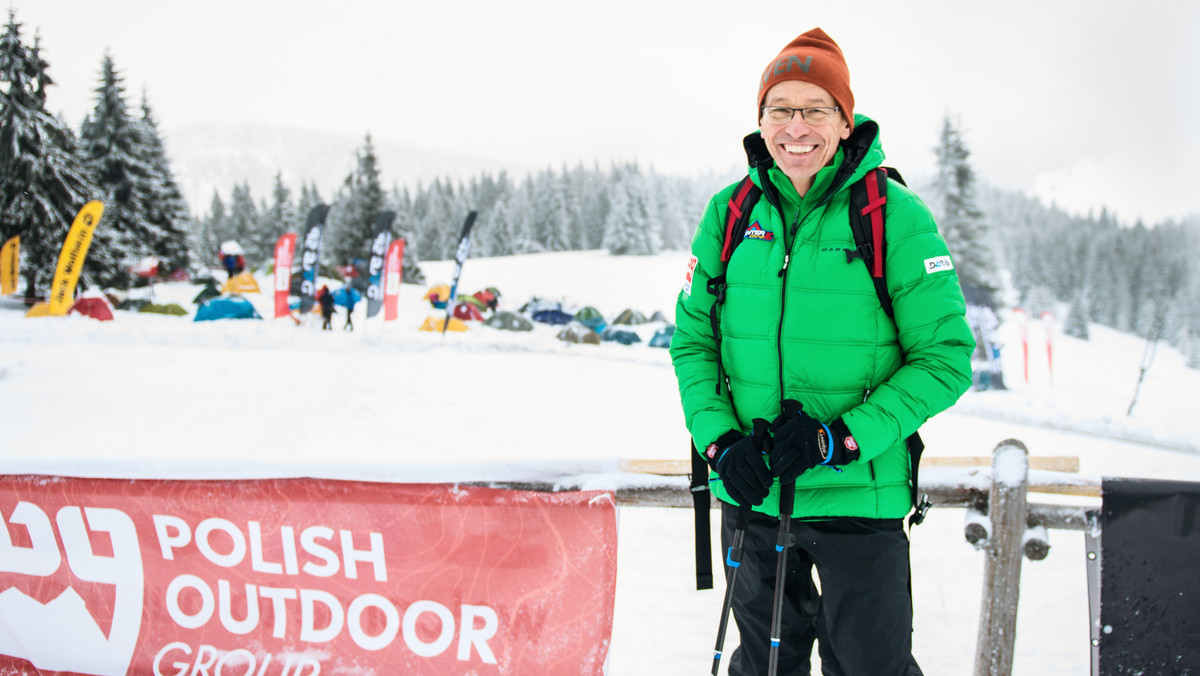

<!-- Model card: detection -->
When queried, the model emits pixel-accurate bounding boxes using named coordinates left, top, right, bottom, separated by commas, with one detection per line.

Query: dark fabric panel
left=1100, top=478, right=1200, bottom=675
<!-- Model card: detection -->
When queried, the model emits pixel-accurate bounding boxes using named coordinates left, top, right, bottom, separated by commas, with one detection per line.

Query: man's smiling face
left=759, top=80, right=851, bottom=196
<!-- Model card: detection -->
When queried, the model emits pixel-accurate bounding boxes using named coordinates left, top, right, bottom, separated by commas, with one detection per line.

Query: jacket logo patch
left=924, top=255, right=954, bottom=274
left=742, top=222, right=774, bottom=243
left=683, top=255, right=698, bottom=295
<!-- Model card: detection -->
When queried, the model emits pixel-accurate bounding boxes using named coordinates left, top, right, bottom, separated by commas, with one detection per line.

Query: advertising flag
left=298, top=204, right=329, bottom=314
left=48, top=201, right=104, bottom=316
left=443, top=211, right=478, bottom=336
left=366, top=211, right=396, bottom=318
left=273, top=232, right=299, bottom=318
left=384, top=238, right=406, bottom=321
left=0, top=236, right=17, bottom=295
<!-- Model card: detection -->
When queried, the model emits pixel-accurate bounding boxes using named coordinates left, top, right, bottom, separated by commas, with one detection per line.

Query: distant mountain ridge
left=162, top=122, right=517, bottom=214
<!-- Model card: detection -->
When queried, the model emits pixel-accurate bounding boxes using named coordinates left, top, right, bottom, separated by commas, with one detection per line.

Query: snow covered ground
left=3, top=250, right=1199, bottom=675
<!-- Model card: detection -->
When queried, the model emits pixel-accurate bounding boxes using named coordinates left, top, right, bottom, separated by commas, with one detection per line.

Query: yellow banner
left=48, top=201, right=104, bottom=316
left=0, top=235, right=17, bottom=295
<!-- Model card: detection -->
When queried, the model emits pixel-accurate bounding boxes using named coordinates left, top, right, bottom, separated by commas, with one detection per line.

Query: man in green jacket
left=670, top=28, right=974, bottom=675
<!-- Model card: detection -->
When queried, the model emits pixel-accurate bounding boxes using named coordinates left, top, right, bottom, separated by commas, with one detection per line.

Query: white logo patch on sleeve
left=924, top=255, right=955, bottom=274
left=683, top=255, right=698, bottom=295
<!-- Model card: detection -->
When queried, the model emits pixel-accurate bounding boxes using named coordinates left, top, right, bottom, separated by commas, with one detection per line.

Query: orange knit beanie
left=757, top=28, right=855, bottom=131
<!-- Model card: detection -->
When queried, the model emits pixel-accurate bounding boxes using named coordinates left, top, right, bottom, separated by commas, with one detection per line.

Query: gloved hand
left=705, top=419, right=773, bottom=507
left=768, top=400, right=860, bottom=483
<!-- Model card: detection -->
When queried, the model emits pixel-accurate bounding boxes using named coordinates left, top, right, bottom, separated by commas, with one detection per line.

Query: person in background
left=318, top=284, right=335, bottom=331
left=669, top=28, right=975, bottom=676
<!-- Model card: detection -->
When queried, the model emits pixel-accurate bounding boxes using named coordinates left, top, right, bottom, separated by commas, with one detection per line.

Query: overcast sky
left=17, top=0, right=1200, bottom=224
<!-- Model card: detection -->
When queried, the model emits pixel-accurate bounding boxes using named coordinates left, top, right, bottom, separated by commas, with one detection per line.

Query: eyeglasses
left=760, top=105, right=840, bottom=125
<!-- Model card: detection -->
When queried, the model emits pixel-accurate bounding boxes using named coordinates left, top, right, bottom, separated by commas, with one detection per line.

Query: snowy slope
left=2, top=249, right=1199, bottom=675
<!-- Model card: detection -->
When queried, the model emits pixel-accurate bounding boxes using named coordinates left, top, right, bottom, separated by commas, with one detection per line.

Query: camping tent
left=419, top=315, right=468, bottom=332
left=532, top=309, right=574, bottom=325
left=649, top=324, right=675, bottom=348
left=601, top=328, right=641, bottom=345
left=139, top=303, right=188, bottom=317
left=520, top=297, right=562, bottom=315
left=612, top=308, right=648, bottom=325
left=193, top=281, right=222, bottom=305
left=472, top=287, right=500, bottom=310
left=70, top=296, right=114, bottom=321
left=649, top=310, right=669, bottom=323
left=557, top=323, right=601, bottom=345
left=483, top=311, right=533, bottom=332
left=194, top=296, right=262, bottom=321
left=221, top=272, right=260, bottom=294
left=452, top=302, right=485, bottom=322
left=424, top=284, right=451, bottom=309
left=573, top=306, right=607, bottom=333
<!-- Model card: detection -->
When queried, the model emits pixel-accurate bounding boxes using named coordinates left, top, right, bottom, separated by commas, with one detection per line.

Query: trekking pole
left=766, top=482, right=796, bottom=676
left=711, top=505, right=751, bottom=675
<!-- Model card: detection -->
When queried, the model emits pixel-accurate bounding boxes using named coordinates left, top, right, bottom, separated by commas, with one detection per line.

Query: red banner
left=0, top=476, right=617, bottom=675
left=273, top=233, right=298, bottom=319
left=383, top=238, right=405, bottom=322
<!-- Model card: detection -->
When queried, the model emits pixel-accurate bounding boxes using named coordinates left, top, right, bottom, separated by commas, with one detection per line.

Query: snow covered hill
left=2, top=249, right=1198, bottom=675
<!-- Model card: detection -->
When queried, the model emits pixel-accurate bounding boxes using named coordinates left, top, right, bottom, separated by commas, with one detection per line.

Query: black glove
left=768, top=400, right=860, bottom=483
left=705, top=419, right=773, bottom=507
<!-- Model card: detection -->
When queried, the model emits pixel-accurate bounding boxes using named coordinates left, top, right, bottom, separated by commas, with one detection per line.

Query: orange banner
left=0, top=476, right=617, bottom=675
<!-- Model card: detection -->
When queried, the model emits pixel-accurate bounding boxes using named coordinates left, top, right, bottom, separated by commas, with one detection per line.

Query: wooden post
left=974, top=439, right=1030, bottom=676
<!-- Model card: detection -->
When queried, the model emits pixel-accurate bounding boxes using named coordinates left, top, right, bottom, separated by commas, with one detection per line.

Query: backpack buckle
left=845, top=243, right=873, bottom=264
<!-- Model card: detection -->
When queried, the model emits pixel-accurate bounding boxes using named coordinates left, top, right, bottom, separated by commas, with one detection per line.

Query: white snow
left=3, top=249, right=1199, bottom=675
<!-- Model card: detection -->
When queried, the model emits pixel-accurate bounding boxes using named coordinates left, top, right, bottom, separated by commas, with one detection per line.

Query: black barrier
left=1100, top=478, right=1200, bottom=675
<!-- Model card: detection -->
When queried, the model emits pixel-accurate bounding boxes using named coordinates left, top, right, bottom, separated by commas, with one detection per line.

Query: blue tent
left=602, top=328, right=642, bottom=346
left=332, top=286, right=362, bottom=308
left=194, top=296, right=262, bottom=321
left=649, top=324, right=675, bottom=348
left=532, top=309, right=574, bottom=325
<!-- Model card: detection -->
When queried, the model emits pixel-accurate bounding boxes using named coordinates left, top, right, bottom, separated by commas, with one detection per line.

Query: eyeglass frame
left=760, top=105, right=841, bottom=125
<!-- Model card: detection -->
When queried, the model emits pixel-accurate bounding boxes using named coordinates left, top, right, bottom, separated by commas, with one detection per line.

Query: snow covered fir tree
left=0, top=11, right=98, bottom=297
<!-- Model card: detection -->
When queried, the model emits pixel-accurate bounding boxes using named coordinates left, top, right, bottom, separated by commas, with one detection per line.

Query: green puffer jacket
left=670, top=115, right=975, bottom=520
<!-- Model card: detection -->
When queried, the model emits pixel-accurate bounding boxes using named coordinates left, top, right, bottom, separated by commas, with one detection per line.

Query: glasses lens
left=801, top=108, right=832, bottom=124
left=764, top=107, right=793, bottom=124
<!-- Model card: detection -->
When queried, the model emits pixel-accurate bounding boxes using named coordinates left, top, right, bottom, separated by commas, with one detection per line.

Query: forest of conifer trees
left=1, top=8, right=1197, bottom=367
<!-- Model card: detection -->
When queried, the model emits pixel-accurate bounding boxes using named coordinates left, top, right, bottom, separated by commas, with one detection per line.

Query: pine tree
left=136, top=91, right=190, bottom=275
left=79, top=53, right=160, bottom=287
left=225, top=182, right=258, bottom=267
left=603, top=165, right=660, bottom=255
left=254, top=172, right=295, bottom=264
left=930, top=114, right=1000, bottom=293
left=0, top=13, right=101, bottom=295
left=325, top=134, right=387, bottom=267
left=1064, top=290, right=1090, bottom=340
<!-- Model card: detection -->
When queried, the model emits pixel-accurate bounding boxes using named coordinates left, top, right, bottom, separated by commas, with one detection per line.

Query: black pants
left=720, top=502, right=923, bottom=676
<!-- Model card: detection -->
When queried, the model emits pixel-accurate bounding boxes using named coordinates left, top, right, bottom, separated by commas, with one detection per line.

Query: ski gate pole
left=711, top=505, right=751, bottom=675
left=766, top=482, right=796, bottom=676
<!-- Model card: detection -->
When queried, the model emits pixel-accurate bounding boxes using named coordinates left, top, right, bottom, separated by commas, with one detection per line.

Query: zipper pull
left=863, top=388, right=872, bottom=403
left=779, top=254, right=790, bottom=277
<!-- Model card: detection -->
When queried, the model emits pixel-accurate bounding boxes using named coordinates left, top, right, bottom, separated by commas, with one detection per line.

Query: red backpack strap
left=721, top=176, right=762, bottom=263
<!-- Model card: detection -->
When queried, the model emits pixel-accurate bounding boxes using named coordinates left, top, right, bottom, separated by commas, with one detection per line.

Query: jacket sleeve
left=841, top=186, right=975, bottom=457
left=669, top=191, right=743, bottom=451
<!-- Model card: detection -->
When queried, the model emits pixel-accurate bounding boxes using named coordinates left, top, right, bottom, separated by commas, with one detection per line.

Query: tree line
left=1, top=9, right=1196, bottom=367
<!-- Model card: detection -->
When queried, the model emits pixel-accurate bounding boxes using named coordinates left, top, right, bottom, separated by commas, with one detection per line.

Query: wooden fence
left=476, top=438, right=1101, bottom=676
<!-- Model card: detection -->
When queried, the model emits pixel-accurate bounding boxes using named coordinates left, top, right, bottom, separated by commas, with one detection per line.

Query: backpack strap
left=694, top=174, right=763, bottom=588
left=690, top=443, right=714, bottom=590
left=721, top=176, right=762, bottom=262
left=847, top=167, right=894, bottom=318
left=846, top=167, right=931, bottom=525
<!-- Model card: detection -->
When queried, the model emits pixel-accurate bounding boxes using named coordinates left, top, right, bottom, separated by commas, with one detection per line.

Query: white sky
left=17, top=0, right=1200, bottom=224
